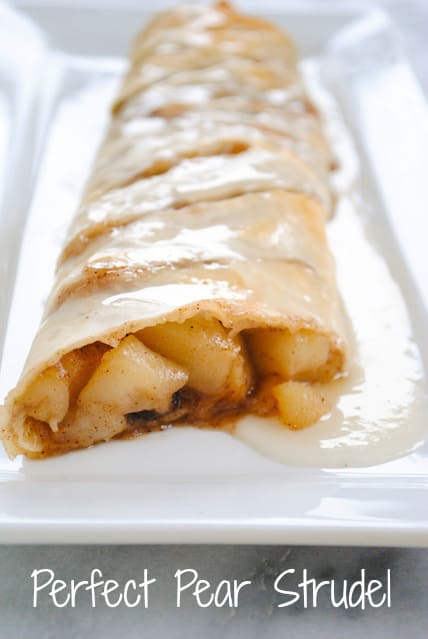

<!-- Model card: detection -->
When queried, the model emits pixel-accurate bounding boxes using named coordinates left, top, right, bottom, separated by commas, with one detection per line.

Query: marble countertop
left=1, top=544, right=428, bottom=637
left=1, top=0, right=427, bottom=637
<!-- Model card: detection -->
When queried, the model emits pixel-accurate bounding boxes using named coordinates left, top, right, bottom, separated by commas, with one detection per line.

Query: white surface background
left=1, top=0, right=428, bottom=637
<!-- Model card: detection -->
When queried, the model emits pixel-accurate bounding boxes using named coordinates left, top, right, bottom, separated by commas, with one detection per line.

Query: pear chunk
left=78, top=335, right=188, bottom=415
left=247, top=328, right=330, bottom=380
left=60, top=343, right=109, bottom=404
left=139, top=316, right=251, bottom=399
left=273, top=381, right=330, bottom=429
left=21, top=366, right=69, bottom=431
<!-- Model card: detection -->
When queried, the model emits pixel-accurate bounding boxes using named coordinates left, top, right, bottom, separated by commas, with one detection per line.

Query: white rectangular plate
left=0, top=2, right=428, bottom=545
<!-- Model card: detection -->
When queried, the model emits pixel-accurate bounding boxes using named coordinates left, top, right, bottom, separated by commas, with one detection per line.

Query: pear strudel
left=1, top=1, right=346, bottom=458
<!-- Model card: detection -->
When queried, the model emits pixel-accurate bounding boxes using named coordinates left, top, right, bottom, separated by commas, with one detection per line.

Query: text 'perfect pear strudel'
left=1, top=1, right=347, bottom=458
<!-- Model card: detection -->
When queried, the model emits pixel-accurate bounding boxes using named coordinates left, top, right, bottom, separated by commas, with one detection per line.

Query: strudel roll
left=1, top=1, right=346, bottom=458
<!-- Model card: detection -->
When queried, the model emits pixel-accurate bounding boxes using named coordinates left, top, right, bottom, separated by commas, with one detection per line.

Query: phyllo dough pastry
left=1, top=1, right=347, bottom=458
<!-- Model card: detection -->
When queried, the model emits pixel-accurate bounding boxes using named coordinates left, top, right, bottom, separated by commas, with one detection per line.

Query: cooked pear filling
left=14, top=315, right=335, bottom=457
left=22, top=366, right=69, bottom=432
left=138, top=317, right=252, bottom=398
